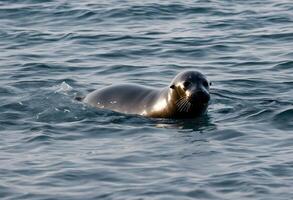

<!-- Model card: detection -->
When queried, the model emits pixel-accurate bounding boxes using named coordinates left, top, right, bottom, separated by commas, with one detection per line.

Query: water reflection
left=154, top=114, right=217, bottom=132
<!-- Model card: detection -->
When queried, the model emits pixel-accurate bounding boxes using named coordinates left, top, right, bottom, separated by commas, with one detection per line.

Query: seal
left=82, top=71, right=211, bottom=118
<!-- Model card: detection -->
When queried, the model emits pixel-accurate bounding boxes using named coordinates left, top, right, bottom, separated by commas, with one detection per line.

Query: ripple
left=25, top=134, right=53, bottom=143
left=254, top=32, right=293, bottom=41
left=106, top=4, right=213, bottom=20
left=262, top=162, right=293, bottom=177
left=98, top=64, right=146, bottom=75
left=272, top=107, right=293, bottom=130
left=272, top=60, right=293, bottom=71
left=210, top=129, right=245, bottom=141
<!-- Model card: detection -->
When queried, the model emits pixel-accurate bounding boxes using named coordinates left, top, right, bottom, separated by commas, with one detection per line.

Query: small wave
left=209, top=129, right=245, bottom=141
left=105, top=4, right=213, bottom=20
left=248, top=32, right=293, bottom=42
left=245, top=109, right=274, bottom=121
left=97, top=64, right=146, bottom=75
left=272, top=107, right=293, bottom=130
left=261, top=162, right=293, bottom=177
left=25, top=134, right=53, bottom=143
left=272, top=61, right=293, bottom=71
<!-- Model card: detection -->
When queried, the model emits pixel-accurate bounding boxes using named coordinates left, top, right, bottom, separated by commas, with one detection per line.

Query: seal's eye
left=203, top=80, right=209, bottom=88
left=183, top=81, right=191, bottom=88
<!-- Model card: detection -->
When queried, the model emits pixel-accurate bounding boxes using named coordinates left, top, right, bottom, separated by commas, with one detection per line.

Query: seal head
left=168, top=71, right=211, bottom=118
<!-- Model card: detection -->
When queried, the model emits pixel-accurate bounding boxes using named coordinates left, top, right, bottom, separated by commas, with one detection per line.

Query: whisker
left=176, top=97, right=185, bottom=104
left=181, top=100, right=189, bottom=112
left=184, top=101, right=190, bottom=112
left=176, top=97, right=193, bottom=113
left=183, top=102, right=187, bottom=112
left=176, top=97, right=185, bottom=107
left=178, top=100, right=186, bottom=112
left=176, top=100, right=182, bottom=107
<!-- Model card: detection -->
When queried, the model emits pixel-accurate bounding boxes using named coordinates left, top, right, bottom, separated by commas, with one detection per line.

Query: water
left=1, top=0, right=293, bottom=199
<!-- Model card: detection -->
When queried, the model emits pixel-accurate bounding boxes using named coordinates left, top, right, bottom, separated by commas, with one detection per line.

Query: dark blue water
left=1, top=0, right=293, bottom=199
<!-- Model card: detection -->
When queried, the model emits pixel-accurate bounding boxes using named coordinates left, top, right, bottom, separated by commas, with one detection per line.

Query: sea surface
left=1, top=0, right=293, bottom=199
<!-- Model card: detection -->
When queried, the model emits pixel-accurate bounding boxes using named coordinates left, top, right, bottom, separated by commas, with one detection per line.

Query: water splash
left=56, top=81, right=73, bottom=93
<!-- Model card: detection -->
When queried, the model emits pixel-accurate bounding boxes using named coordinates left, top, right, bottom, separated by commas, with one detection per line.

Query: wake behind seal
left=82, top=71, right=211, bottom=118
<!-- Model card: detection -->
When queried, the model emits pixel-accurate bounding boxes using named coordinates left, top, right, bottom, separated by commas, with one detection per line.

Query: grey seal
left=82, top=71, right=211, bottom=118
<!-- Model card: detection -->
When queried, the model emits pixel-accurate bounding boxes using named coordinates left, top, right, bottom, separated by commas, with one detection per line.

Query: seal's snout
left=190, top=90, right=210, bottom=104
